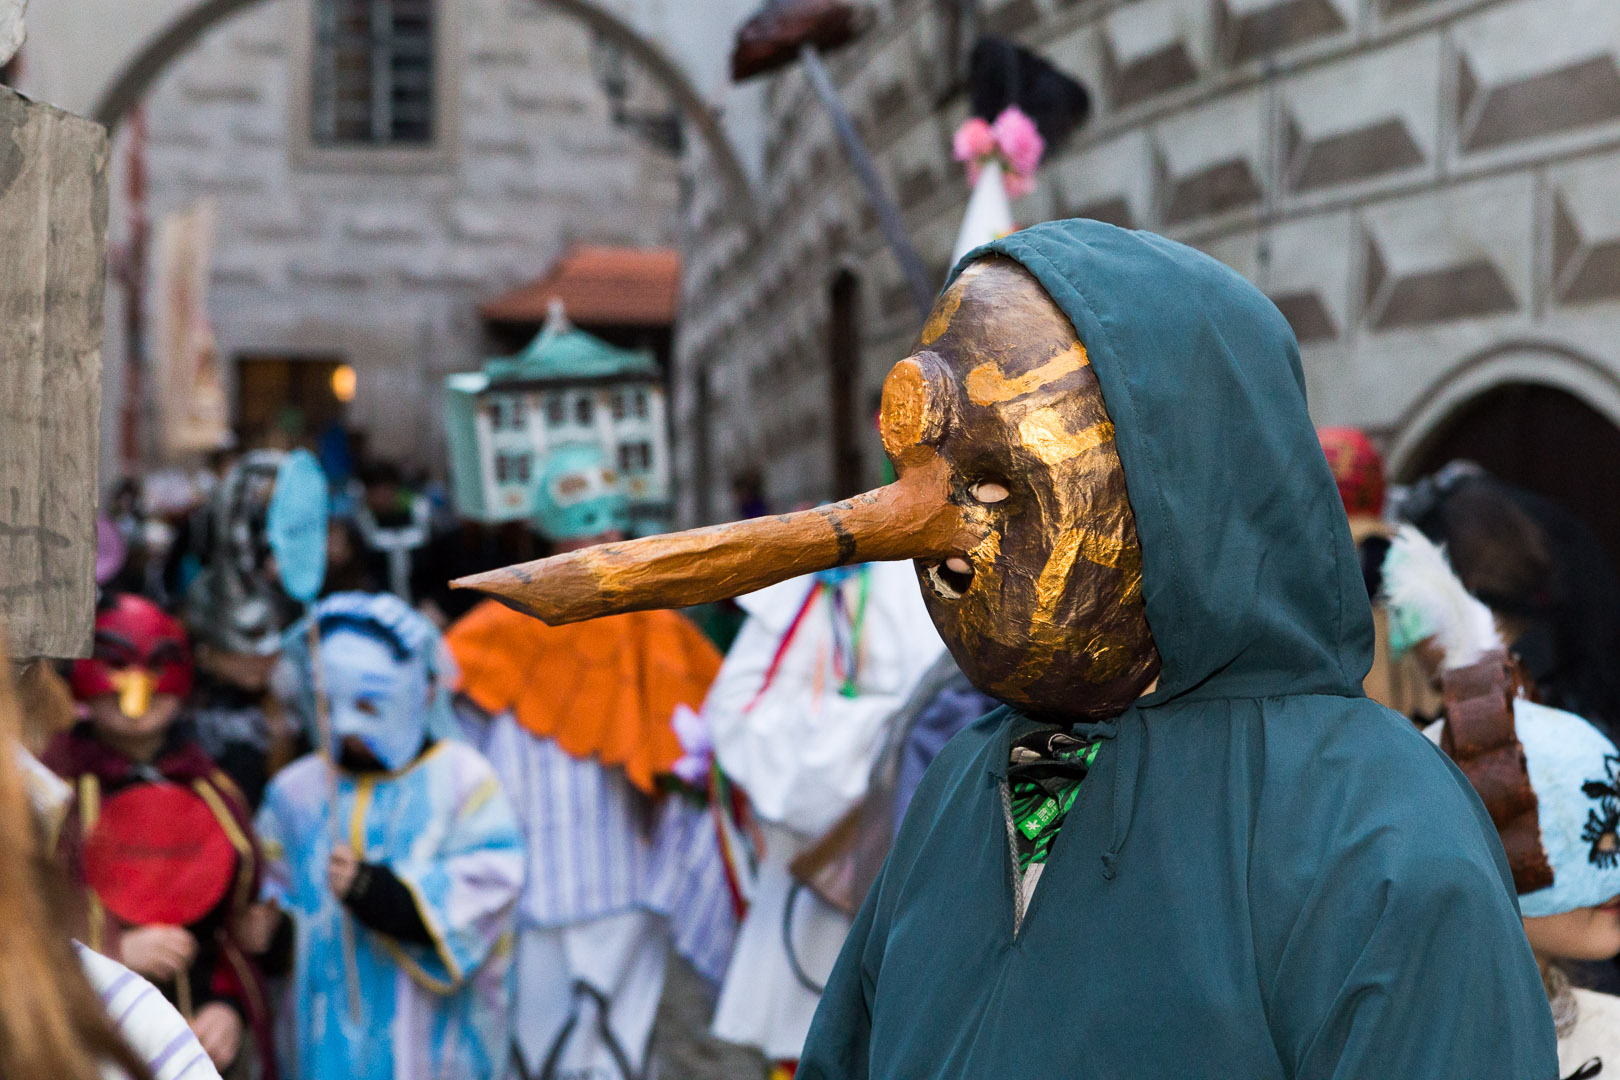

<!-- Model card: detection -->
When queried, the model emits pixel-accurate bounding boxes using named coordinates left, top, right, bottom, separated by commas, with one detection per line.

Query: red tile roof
left=480, top=245, right=682, bottom=327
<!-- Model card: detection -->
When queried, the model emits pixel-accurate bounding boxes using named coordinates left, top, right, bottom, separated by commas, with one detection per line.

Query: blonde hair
left=0, top=640, right=151, bottom=1080
left=13, top=661, right=75, bottom=755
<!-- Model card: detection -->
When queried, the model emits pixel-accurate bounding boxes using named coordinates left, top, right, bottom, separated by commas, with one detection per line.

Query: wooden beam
left=0, top=87, right=108, bottom=659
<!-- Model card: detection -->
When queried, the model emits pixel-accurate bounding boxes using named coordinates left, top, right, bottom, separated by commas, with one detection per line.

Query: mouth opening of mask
left=927, top=557, right=975, bottom=599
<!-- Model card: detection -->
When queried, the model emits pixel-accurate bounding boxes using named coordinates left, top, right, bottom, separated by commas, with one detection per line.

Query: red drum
left=82, top=784, right=238, bottom=927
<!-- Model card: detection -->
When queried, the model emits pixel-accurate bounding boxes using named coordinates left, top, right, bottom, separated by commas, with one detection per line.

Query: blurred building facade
left=673, top=0, right=1620, bottom=557
left=15, top=0, right=699, bottom=479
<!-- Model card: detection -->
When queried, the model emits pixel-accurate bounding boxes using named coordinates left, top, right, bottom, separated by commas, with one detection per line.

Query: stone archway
left=1391, top=342, right=1620, bottom=566
left=88, top=0, right=756, bottom=218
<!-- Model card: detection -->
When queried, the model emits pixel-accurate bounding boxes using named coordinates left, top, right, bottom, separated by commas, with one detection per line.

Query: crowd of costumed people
left=41, top=393, right=1620, bottom=1080
left=12, top=216, right=1620, bottom=1080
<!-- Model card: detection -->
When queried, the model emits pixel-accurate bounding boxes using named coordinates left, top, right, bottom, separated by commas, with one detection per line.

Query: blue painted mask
left=533, top=443, right=630, bottom=541
left=281, top=592, right=458, bottom=774
left=319, top=625, right=427, bottom=772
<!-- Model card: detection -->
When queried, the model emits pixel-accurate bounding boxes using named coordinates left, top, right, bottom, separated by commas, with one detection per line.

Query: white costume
left=1558, top=985, right=1620, bottom=1075
left=706, top=562, right=943, bottom=1060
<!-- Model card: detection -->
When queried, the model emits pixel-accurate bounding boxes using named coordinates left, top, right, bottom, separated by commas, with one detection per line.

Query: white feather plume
left=1381, top=523, right=1503, bottom=669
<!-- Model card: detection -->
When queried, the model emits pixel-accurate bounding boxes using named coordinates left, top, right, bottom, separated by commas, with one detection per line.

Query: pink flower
left=991, top=106, right=1044, bottom=178
left=953, top=117, right=996, bottom=164
left=1003, top=170, right=1037, bottom=201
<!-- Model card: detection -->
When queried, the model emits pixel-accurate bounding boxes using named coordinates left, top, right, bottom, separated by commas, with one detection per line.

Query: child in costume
left=1384, top=525, right=1620, bottom=1073
left=1317, top=426, right=1437, bottom=718
left=254, top=592, right=522, bottom=1080
left=0, top=628, right=217, bottom=1080
left=48, top=593, right=270, bottom=1076
left=184, top=451, right=320, bottom=808
left=444, top=452, right=734, bottom=1080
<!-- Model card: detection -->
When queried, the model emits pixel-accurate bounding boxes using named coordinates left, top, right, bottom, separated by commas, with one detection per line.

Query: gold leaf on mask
left=1085, top=637, right=1136, bottom=682
left=1030, top=529, right=1084, bottom=633
left=880, top=359, right=935, bottom=458
left=964, top=343, right=1090, bottom=406
left=1017, top=409, right=1115, bottom=467
left=920, top=286, right=963, bottom=347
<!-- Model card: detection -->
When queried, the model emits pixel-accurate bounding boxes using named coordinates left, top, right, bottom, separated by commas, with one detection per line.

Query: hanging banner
left=152, top=197, right=229, bottom=459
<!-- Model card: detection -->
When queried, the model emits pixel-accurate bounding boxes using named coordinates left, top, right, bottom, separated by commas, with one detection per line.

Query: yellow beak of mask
left=455, top=257, right=1161, bottom=722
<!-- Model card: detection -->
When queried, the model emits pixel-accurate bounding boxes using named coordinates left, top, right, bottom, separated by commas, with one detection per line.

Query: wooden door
left=235, top=354, right=348, bottom=449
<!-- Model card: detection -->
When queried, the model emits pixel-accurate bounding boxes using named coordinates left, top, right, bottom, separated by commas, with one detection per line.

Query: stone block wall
left=673, top=0, right=1620, bottom=522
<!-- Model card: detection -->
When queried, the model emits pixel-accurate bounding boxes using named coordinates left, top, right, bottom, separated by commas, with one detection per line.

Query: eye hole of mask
left=146, top=641, right=186, bottom=669
left=353, top=698, right=383, bottom=717
left=93, top=630, right=140, bottom=669
left=971, top=481, right=1010, bottom=504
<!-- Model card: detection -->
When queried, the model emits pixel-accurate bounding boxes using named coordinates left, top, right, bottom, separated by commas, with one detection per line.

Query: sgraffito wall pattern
left=673, top=0, right=1620, bottom=522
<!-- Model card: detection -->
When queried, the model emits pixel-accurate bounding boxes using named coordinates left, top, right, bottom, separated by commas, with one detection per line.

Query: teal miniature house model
left=445, top=306, right=670, bottom=534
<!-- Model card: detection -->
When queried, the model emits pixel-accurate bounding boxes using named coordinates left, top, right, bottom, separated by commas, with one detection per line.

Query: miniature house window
left=633, top=390, right=649, bottom=419
left=611, top=392, right=627, bottom=422
left=546, top=394, right=565, bottom=427
left=619, top=441, right=653, bottom=474
left=575, top=396, right=594, bottom=426
left=489, top=397, right=524, bottom=432
left=494, top=451, right=530, bottom=484
left=311, top=0, right=436, bottom=147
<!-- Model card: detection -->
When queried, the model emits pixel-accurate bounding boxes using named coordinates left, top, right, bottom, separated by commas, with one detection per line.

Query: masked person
left=444, top=450, right=735, bottom=1080
left=0, top=626, right=214, bottom=1080
left=1383, top=525, right=1620, bottom=1073
left=184, top=452, right=310, bottom=808
left=254, top=592, right=523, bottom=1080
left=699, top=563, right=943, bottom=1072
left=454, top=220, right=1555, bottom=1077
left=1316, top=427, right=1436, bottom=718
left=19, top=747, right=222, bottom=1080
left=1400, top=463, right=1620, bottom=738
left=47, top=594, right=272, bottom=1076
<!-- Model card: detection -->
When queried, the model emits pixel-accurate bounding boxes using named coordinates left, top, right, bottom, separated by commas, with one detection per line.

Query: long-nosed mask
left=454, top=257, right=1160, bottom=722
left=889, top=257, right=1160, bottom=718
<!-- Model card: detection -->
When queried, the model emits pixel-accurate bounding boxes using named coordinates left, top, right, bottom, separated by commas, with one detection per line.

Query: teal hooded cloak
left=798, top=221, right=1558, bottom=1079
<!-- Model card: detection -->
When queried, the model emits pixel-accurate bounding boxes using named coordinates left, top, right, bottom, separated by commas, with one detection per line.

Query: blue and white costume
left=259, top=593, right=524, bottom=1080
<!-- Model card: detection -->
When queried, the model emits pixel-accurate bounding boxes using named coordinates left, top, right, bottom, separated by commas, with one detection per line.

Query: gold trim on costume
left=77, top=774, right=105, bottom=953
left=457, top=775, right=500, bottom=822
left=193, top=778, right=256, bottom=915
left=348, top=767, right=466, bottom=996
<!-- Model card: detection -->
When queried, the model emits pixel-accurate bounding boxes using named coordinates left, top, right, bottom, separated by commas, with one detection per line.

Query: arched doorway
left=1402, top=382, right=1620, bottom=568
